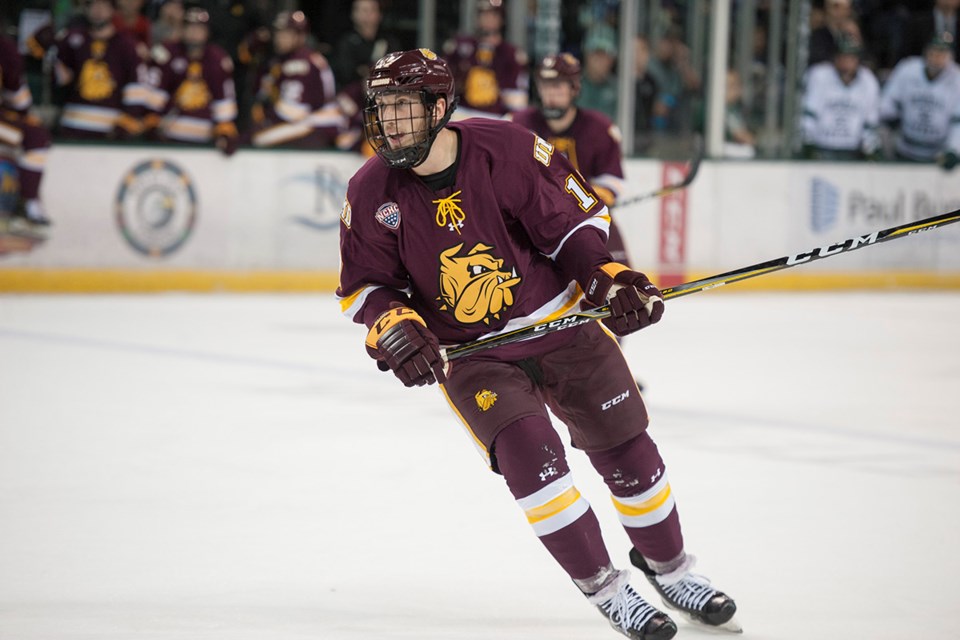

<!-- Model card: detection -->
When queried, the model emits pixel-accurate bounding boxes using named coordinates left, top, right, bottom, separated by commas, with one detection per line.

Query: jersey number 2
left=565, top=174, right=597, bottom=211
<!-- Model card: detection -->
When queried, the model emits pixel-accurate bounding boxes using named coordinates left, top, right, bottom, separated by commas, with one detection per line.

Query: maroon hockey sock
left=494, top=416, right=612, bottom=582
left=586, top=433, right=685, bottom=564
left=17, top=168, right=41, bottom=201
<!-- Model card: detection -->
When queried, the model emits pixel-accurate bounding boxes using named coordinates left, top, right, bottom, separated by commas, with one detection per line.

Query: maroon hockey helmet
left=536, top=53, right=582, bottom=93
left=363, top=49, right=459, bottom=169
left=273, top=10, right=310, bottom=34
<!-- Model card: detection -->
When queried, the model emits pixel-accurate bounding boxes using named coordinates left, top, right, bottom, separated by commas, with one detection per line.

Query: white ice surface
left=1, top=292, right=958, bottom=640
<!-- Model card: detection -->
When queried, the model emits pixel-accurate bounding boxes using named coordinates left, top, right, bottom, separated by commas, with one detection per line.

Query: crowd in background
left=1, top=0, right=959, bottom=169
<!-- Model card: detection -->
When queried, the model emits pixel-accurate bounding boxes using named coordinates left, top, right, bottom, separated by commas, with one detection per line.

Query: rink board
left=1, top=142, right=959, bottom=292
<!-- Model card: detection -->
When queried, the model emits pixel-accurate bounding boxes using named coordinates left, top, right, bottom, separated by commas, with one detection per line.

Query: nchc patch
left=375, top=201, right=401, bottom=229
left=475, top=389, right=498, bottom=412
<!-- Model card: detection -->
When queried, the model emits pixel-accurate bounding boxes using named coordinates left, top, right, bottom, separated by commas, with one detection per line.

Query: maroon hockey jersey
left=54, top=27, right=147, bottom=136
left=0, top=35, right=32, bottom=115
left=443, top=36, right=528, bottom=116
left=147, top=41, right=237, bottom=143
left=337, top=119, right=613, bottom=359
left=251, top=46, right=343, bottom=148
left=509, top=107, right=624, bottom=206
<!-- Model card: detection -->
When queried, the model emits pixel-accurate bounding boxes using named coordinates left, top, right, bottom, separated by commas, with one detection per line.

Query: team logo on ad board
left=115, top=159, right=197, bottom=257
left=376, top=202, right=401, bottom=229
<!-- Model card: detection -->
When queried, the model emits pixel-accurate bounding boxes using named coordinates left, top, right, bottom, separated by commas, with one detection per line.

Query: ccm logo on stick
left=532, top=316, right=593, bottom=333
left=785, top=231, right=880, bottom=266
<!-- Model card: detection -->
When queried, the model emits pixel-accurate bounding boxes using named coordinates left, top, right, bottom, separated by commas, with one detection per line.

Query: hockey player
left=249, top=11, right=344, bottom=149
left=0, top=33, right=52, bottom=228
left=144, top=8, right=239, bottom=155
left=800, top=35, right=881, bottom=160
left=509, top=53, right=630, bottom=265
left=54, top=0, right=151, bottom=139
left=337, top=48, right=739, bottom=640
left=880, top=32, right=960, bottom=169
left=443, top=0, right=528, bottom=118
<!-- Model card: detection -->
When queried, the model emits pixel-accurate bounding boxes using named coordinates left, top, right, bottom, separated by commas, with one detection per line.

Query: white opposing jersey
left=880, top=57, right=960, bottom=161
left=801, top=62, right=880, bottom=152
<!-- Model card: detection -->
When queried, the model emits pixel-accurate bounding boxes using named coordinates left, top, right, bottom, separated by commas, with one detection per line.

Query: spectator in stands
left=900, top=0, right=960, bottom=64
left=647, top=27, right=702, bottom=134
left=881, top=32, right=960, bottom=169
left=192, top=0, right=267, bottom=60
left=332, top=0, right=402, bottom=91
left=249, top=10, right=343, bottom=149
left=329, top=1, right=400, bottom=155
left=150, top=0, right=184, bottom=47
left=0, top=32, right=52, bottom=228
left=143, top=8, right=239, bottom=155
left=809, top=0, right=861, bottom=66
left=723, top=68, right=757, bottom=158
left=578, top=23, right=618, bottom=121
left=54, top=0, right=150, bottom=140
left=860, top=0, right=910, bottom=76
left=443, top=0, right=529, bottom=118
left=800, top=35, right=881, bottom=160
left=114, top=0, right=151, bottom=59
left=193, top=0, right=268, bottom=133
left=633, top=34, right=658, bottom=153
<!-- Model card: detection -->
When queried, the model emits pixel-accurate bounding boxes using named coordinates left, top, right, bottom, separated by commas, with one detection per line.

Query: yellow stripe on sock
left=526, top=487, right=582, bottom=524
left=612, top=484, right=672, bottom=517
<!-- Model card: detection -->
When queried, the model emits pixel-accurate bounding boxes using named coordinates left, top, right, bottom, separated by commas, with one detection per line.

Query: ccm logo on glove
left=366, top=303, right=449, bottom=387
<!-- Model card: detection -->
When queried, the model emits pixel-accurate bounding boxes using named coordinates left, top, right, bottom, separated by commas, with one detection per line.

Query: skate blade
left=662, top=602, right=743, bottom=634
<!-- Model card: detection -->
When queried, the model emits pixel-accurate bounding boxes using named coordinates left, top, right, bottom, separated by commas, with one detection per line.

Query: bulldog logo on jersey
left=437, top=242, right=521, bottom=325
left=375, top=202, right=401, bottom=229
left=475, top=389, right=497, bottom=412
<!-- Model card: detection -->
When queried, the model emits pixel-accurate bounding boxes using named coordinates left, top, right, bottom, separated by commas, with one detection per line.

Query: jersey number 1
left=565, top=174, right=597, bottom=211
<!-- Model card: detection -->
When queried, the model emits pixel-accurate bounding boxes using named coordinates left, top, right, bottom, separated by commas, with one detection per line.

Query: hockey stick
left=614, top=135, right=704, bottom=209
left=443, top=208, right=960, bottom=361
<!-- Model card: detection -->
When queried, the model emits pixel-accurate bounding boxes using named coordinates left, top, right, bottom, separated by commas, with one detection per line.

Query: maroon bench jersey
left=509, top=107, right=624, bottom=206
left=0, top=35, right=32, bottom=115
left=54, top=27, right=147, bottom=135
left=147, top=41, right=237, bottom=143
left=337, top=118, right=613, bottom=359
left=444, top=36, right=528, bottom=116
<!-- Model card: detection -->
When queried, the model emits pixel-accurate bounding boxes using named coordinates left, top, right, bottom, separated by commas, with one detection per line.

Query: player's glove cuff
left=585, top=263, right=664, bottom=336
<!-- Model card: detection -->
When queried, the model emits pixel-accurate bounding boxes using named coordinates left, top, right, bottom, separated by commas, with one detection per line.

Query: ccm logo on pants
left=602, top=390, right=630, bottom=411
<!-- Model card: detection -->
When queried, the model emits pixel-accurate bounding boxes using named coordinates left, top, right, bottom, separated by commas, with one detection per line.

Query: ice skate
left=586, top=569, right=678, bottom=640
left=630, top=549, right=742, bottom=634
left=19, top=199, right=51, bottom=227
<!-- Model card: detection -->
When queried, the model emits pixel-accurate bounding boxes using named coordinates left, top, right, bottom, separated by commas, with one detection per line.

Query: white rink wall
left=2, top=141, right=960, bottom=291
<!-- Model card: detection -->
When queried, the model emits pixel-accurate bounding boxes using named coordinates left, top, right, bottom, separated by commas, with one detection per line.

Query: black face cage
left=362, top=90, right=439, bottom=169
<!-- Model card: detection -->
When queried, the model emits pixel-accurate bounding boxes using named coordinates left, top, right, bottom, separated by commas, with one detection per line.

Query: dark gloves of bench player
left=366, top=302, right=448, bottom=387
left=585, top=263, right=664, bottom=336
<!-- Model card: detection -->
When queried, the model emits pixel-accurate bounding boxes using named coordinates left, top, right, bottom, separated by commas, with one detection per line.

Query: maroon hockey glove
left=215, top=122, right=239, bottom=157
left=585, top=263, right=664, bottom=336
left=365, top=302, right=448, bottom=387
